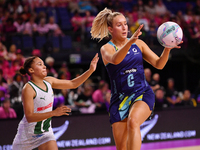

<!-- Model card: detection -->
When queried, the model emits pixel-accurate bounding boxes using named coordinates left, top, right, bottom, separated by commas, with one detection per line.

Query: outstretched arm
left=45, top=53, right=99, bottom=89
left=139, top=39, right=183, bottom=69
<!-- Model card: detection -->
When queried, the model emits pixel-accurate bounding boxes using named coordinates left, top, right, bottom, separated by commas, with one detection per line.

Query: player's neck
left=30, top=77, right=44, bottom=85
left=111, top=38, right=128, bottom=47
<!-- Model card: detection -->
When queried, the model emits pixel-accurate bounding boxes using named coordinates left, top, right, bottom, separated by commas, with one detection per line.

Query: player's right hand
left=53, top=105, right=71, bottom=116
left=130, top=24, right=143, bottom=43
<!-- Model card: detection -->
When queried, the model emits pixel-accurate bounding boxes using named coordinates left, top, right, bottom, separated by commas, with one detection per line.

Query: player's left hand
left=174, top=41, right=183, bottom=49
left=165, top=41, right=183, bottom=50
left=89, top=53, right=99, bottom=72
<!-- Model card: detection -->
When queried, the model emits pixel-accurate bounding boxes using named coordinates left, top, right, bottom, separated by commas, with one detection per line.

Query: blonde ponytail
left=91, top=8, right=122, bottom=42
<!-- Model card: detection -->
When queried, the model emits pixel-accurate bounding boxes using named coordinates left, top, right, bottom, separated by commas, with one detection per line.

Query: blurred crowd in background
left=0, top=0, right=200, bottom=119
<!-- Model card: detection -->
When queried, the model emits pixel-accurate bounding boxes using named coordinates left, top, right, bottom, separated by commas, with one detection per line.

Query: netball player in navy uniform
left=12, top=54, right=99, bottom=150
left=91, top=8, right=182, bottom=150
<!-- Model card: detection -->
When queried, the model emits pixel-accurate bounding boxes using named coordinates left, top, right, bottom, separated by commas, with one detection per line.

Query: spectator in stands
left=144, top=68, right=160, bottom=92
left=130, top=5, right=139, bottom=23
left=46, top=16, right=63, bottom=36
left=1, top=11, right=11, bottom=22
left=184, top=9, right=194, bottom=25
left=83, top=10, right=95, bottom=47
left=151, top=73, right=161, bottom=92
left=186, top=8, right=200, bottom=44
left=136, top=11, right=149, bottom=33
left=78, top=0, right=97, bottom=14
left=0, top=69, right=8, bottom=90
left=0, top=42, right=8, bottom=59
left=155, top=88, right=169, bottom=110
left=165, top=78, right=180, bottom=107
left=0, top=98, right=17, bottom=119
left=46, top=65, right=54, bottom=77
left=113, top=0, right=123, bottom=12
left=21, top=4, right=31, bottom=22
left=58, top=62, right=71, bottom=80
left=32, top=0, right=48, bottom=9
left=23, top=15, right=38, bottom=36
left=56, top=0, right=69, bottom=7
left=37, top=17, right=49, bottom=36
left=0, top=86, right=8, bottom=106
left=7, top=44, right=17, bottom=62
left=2, top=17, right=17, bottom=48
left=144, top=68, right=152, bottom=85
left=36, top=11, right=47, bottom=24
left=7, top=2, right=15, bottom=14
left=92, top=80, right=110, bottom=112
left=67, top=72, right=84, bottom=108
left=0, top=7, right=3, bottom=22
left=176, top=10, right=186, bottom=29
left=45, top=56, right=57, bottom=77
left=15, top=0, right=24, bottom=13
left=68, top=0, right=80, bottom=13
left=137, top=0, right=145, bottom=13
left=145, top=0, right=156, bottom=15
left=32, top=49, right=42, bottom=57
left=53, top=71, right=69, bottom=109
left=15, top=49, right=25, bottom=67
left=53, top=93, right=65, bottom=109
left=9, top=73, right=24, bottom=105
left=185, top=2, right=194, bottom=14
left=13, top=17, right=25, bottom=34
left=0, top=54, right=10, bottom=80
left=152, top=73, right=160, bottom=84
left=9, top=59, right=21, bottom=78
left=147, top=19, right=158, bottom=46
left=71, top=10, right=85, bottom=41
left=74, top=83, right=96, bottom=114
left=9, top=73, right=24, bottom=119
left=176, top=89, right=197, bottom=107
left=194, top=0, right=200, bottom=15
left=155, top=0, right=169, bottom=17
left=84, top=10, right=95, bottom=37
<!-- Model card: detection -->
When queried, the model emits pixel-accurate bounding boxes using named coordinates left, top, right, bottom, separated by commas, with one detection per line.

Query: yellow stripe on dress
left=118, top=94, right=144, bottom=111
left=134, top=94, right=143, bottom=102
left=119, top=96, right=129, bottom=110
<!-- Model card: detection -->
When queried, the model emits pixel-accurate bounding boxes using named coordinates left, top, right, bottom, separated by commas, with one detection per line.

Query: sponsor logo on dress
left=40, top=96, right=45, bottom=100
left=132, top=48, right=137, bottom=52
left=32, top=133, right=44, bottom=139
left=124, top=68, right=137, bottom=74
left=37, top=102, right=53, bottom=111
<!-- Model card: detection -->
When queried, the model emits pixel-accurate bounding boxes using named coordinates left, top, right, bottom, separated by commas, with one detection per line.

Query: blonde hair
left=90, top=8, right=122, bottom=42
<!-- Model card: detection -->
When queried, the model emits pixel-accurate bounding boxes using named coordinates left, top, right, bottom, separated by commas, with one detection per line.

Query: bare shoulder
left=100, top=43, right=112, bottom=50
left=135, top=39, right=149, bottom=52
left=44, top=76, right=56, bottom=85
left=135, top=39, right=146, bottom=46
left=100, top=43, right=115, bottom=54
left=22, top=83, right=35, bottom=97
left=23, top=82, right=32, bottom=91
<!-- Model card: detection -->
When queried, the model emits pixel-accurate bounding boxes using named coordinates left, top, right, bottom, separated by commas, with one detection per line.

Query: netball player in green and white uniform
left=12, top=54, right=99, bottom=150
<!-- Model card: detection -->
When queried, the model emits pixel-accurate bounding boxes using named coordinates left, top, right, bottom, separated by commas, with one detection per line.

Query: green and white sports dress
left=12, top=80, right=55, bottom=150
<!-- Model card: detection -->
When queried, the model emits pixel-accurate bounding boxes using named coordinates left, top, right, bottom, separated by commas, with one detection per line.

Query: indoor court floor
left=68, top=138, right=200, bottom=150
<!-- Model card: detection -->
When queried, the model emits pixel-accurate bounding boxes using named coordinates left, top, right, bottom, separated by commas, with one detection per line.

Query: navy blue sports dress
left=105, top=40, right=155, bottom=124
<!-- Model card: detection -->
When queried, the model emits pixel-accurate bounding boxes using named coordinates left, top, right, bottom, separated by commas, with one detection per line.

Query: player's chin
left=121, top=34, right=127, bottom=39
left=43, top=72, right=47, bottom=77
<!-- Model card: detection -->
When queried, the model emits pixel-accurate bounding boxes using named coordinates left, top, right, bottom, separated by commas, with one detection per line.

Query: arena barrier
left=0, top=107, right=200, bottom=150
